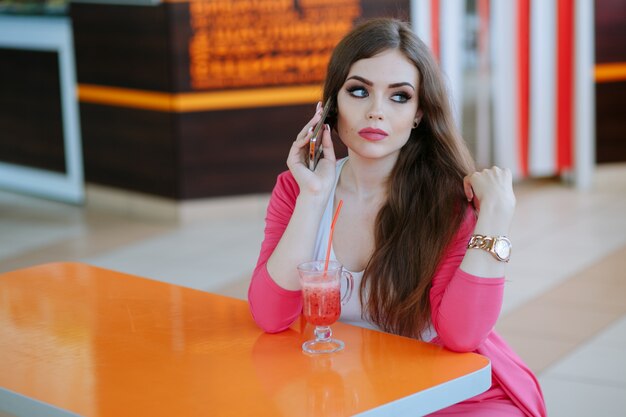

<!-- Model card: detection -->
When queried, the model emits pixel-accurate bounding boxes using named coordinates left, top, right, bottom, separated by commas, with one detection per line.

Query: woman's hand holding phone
left=287, top=101, right=337, bottom=199
left=306, top=100, right=332, bottom=170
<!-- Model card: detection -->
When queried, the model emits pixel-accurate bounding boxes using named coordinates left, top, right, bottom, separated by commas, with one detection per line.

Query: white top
left=312, top=158, right=437, bottom=341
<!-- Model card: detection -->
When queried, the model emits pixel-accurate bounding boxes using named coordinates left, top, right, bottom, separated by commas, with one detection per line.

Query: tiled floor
left=1, top=163, right=626, bottom=416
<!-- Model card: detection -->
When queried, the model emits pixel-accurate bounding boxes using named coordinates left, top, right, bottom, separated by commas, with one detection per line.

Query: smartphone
left=306, top=99, right=332, bottom=171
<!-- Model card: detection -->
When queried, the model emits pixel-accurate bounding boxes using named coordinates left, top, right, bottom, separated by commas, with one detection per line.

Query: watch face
left=494, top=238, right=511, bottom=260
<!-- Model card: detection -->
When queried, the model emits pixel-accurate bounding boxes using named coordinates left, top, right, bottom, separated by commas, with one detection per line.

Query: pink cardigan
left=248, top=171, right=546, bottom=417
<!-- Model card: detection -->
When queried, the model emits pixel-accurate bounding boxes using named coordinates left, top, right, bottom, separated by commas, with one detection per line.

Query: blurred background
left=1, top=0, right=625, bottom=416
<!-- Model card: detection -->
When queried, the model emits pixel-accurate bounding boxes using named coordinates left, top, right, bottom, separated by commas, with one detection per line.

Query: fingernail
left=308, top=126, right=313, bottom=134
left=324, top=124, right=330, bottom=131
left=316, top=102, right=322, bottom=111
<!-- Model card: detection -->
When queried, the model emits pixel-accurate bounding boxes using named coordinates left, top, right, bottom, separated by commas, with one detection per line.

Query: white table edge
left=0, top=386, right=81, bottom=417
left=355, top=359, right=492, bottom=417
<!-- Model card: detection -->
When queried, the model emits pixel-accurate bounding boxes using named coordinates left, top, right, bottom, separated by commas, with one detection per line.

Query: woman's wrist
left=473, top=203, right=514, bottom=236
left=295, top=191, right=331, bottom=211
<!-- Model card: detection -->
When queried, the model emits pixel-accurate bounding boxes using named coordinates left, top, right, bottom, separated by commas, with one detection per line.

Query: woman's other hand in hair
left=287, top=102, right=337, bottom=199
left=463, top=167, right=516, bottom=235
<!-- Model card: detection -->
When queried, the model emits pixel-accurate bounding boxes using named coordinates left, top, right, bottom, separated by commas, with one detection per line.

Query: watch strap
left=467, top=234, right=511, bottom=262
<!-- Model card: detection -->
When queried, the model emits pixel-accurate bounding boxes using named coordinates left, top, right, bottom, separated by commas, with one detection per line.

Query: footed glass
left=298, top=260, right=353, bottom=354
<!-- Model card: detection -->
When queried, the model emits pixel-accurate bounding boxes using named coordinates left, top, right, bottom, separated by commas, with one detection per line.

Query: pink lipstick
left=358, top=128, right=388, bottom=141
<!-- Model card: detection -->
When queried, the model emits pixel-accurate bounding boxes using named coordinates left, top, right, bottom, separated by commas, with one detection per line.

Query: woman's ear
left=413, top=110, right=424, bottom=129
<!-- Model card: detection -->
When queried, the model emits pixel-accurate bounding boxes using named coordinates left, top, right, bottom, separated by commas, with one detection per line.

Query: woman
left=248, top=18, right=546, bottom=416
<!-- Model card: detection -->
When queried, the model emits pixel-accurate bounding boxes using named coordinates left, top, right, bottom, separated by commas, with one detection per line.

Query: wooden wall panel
left=595, top=0, right=626, bottom=163
left=71, top=3, right=172, bottom=91
left=164, top=2, right=194, bottom=93
left=177, top=105, right=348, bottom=199
left=0, top=48, right=65, bottom=173
left=596, top=82, right=626, bottom=163
left=359, top=0, right=410, bottom=20
left=72, top=3, right=179, bottom=197
left=80, top=103, right=178, bottom=198
left=595, top=0, right=626, bottom=63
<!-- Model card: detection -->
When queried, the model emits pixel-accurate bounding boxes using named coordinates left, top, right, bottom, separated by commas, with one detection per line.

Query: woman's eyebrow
left=346, top=75, right=373, bottom=85
left=389, top=82, right=416, bottom=91
left=346, top=76, right=415, bottom=91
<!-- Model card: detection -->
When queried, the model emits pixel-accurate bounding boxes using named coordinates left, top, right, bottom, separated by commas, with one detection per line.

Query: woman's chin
left=347, top=146, right=401, bottom=162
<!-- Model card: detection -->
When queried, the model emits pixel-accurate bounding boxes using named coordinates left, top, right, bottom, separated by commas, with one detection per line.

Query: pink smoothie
left=302, top=281, right=341, bottom=326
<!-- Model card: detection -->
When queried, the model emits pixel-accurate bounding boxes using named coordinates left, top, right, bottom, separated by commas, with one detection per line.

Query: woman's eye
left=347, top=86, right=368, bottom=98
left=391, top=92, right=411, bottom=103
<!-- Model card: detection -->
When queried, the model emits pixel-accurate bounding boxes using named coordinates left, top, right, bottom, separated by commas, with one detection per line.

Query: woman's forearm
left=459, top=202, right=513, bottom=278
left=266, top=193, right=330, bottom=290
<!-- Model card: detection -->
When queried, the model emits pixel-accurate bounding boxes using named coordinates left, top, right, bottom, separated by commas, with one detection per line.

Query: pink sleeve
left=248, top=171, right=303, bottom=333
left=429, top=206, right=506, bottom=352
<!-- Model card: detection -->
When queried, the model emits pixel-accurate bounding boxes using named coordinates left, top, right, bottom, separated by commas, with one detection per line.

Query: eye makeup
left=343, top=83, right=414, bottom=103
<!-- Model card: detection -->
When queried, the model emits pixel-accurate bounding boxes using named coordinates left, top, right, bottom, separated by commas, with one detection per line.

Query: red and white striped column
left=490, top=0, right=594, bottom=184
left=412, top=0, right=595, bottom=186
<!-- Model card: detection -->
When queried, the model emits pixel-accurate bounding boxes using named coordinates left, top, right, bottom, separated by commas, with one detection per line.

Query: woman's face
left=336, top=48, right=422, bottom=163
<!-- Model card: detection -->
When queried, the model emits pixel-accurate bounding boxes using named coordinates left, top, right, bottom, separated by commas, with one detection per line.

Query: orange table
left=0, top=263, right=491, bottom=417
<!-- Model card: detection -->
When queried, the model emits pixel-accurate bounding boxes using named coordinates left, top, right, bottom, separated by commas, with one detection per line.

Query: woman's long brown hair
left=323, top=18, right=476, bottom=339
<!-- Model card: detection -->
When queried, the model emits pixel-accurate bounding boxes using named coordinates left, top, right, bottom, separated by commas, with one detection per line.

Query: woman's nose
left=367, top=105, right=384, bottom=121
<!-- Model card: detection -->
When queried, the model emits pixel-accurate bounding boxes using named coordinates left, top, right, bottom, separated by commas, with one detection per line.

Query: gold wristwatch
left=467, top=234, right=512, bottom=262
